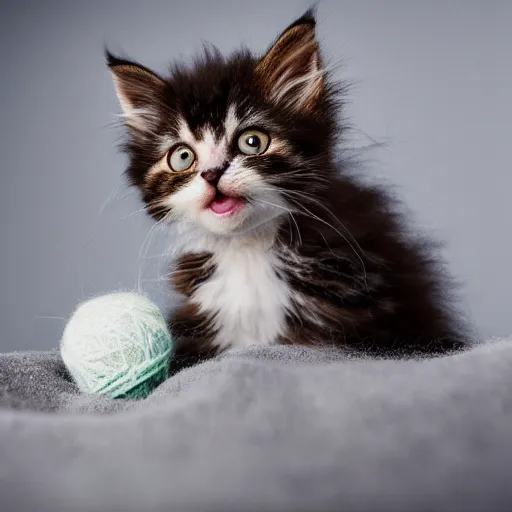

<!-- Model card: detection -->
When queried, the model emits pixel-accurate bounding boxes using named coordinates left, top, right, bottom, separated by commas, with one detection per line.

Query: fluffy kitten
left=107, top=10, right=467, bottom=369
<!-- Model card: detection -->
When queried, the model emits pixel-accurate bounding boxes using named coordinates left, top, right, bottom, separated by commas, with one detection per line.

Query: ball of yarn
left=60, top=292, right=173, bottom=399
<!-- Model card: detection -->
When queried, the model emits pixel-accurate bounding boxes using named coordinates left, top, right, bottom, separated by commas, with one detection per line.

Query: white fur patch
left=168, top=172, right=213, bottom=216
left=224, top=104, right=239, bottom=141
left=191, top=237, right=293, bottom=349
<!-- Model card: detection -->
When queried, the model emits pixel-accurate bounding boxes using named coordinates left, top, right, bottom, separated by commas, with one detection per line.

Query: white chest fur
left=190, top=242, right=293, bottom=350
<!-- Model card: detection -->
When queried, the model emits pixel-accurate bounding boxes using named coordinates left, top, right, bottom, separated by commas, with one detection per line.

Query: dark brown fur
left=276, top=178, right=466, bottom=355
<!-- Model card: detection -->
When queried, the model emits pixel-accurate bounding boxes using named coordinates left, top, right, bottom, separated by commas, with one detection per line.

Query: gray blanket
left=1, top=340, right=512, bottom=512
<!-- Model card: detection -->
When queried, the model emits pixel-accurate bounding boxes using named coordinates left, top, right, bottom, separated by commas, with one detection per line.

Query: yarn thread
left=60, top=292, right=173, bottom=399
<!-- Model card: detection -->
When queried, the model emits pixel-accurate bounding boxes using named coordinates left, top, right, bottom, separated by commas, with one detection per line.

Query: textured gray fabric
left=1, top=340, right=512, bottom=512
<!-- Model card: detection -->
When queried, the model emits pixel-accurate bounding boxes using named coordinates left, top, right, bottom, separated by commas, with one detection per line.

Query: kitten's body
left=108, top=10, right=467, bottom=369
left=170, top=176, right=465, bottom=367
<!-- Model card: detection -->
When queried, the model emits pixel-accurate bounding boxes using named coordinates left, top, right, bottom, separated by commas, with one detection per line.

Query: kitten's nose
left=201, top=164, right=228, bottom=186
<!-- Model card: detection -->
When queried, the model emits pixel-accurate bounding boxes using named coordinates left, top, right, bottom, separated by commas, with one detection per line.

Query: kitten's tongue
left=209, top=193, right=243, bottom=215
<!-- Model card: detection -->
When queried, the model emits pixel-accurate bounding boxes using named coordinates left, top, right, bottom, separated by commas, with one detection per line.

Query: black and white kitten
left=107, top=10, right=467, bottom=368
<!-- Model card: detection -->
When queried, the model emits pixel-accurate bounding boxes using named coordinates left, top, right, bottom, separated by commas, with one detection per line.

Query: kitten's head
left=108, top=10, right=339, bottom=242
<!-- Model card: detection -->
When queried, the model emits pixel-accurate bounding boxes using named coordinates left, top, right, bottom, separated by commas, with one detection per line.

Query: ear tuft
left=106, top=50, right=166, bottom=137
left=285, top=7, right=317, bottom=31
left=255, top=9, right=324, bottom=114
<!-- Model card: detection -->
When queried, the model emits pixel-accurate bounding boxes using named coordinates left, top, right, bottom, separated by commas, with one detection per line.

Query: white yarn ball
left=60, top=292, right=173, bottom=399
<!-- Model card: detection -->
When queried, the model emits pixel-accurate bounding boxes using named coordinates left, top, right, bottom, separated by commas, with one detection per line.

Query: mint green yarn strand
left=95, top=348, right=171, bottom=399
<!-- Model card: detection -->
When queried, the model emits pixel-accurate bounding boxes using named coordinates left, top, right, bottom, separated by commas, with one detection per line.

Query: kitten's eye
left=237, top=129, right=270, bottom=155
left=168, top=145, right=196, bottom=172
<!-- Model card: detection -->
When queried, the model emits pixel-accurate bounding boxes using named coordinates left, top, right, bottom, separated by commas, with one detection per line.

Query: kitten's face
left=140, top=96, right=294, bottom=237
left=109, top=11, right=336, bottom=239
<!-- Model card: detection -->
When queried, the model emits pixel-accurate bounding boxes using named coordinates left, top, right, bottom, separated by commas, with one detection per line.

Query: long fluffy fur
left=107, top=9, right=469, bottom=371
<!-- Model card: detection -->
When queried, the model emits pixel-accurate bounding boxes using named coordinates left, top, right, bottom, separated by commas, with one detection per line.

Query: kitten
left=107, top=10, right=468, bottom=369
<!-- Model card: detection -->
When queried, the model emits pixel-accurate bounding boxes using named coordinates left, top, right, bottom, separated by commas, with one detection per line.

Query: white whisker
left=137, top=211, right=171, bottom=293
left=34, top=316, right=67, bottom=321
left=252, top=185, right=368, bottom=290
left=252, top=198, right=303, bottom=247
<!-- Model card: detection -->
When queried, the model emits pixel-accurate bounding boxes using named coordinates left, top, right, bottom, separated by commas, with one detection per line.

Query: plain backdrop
left=0, top=1, right=510, bottom=351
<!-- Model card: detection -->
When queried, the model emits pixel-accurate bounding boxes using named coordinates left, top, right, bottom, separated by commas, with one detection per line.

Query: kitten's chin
left=199, top=202, right=250, bottom=235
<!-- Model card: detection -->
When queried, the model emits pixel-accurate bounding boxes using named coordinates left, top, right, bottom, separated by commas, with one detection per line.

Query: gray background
left=0, top=0, right=510, bottom=352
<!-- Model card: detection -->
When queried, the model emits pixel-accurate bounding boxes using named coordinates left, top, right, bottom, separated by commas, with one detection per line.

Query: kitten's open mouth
left=208, top=191, right=246, bottom=216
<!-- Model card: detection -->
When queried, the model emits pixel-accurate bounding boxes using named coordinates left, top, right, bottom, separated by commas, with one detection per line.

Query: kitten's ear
left=255, top=10, right=324, bottom=113
left=106, top=51, right=165, bottom=136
